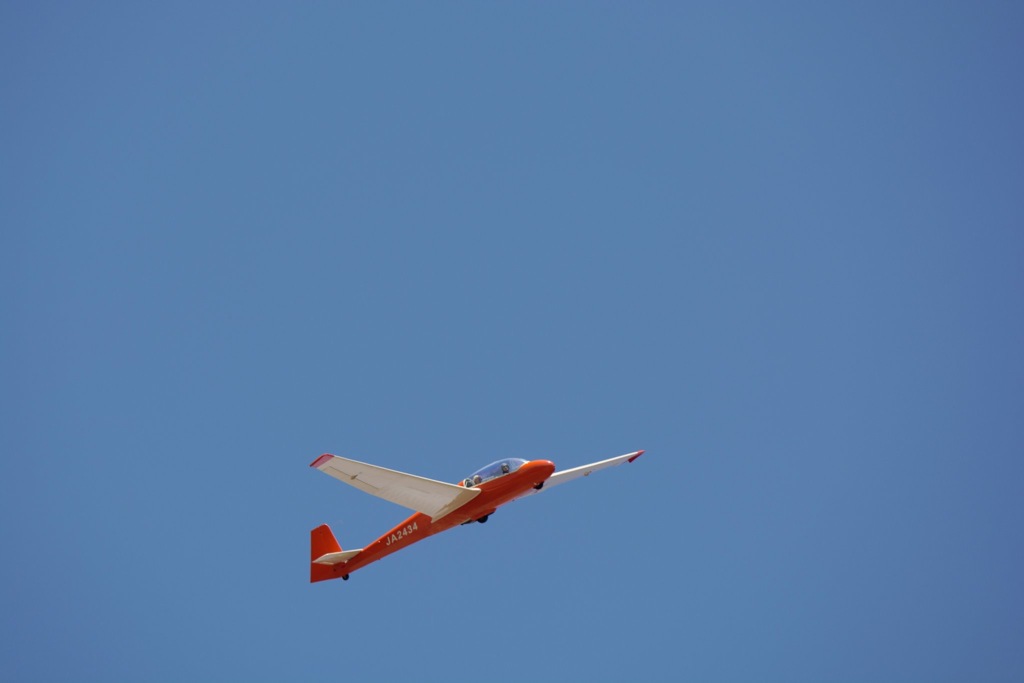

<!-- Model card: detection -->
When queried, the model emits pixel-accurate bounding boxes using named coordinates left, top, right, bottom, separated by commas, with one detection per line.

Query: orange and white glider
left=308, top=450, right=644, bottom=582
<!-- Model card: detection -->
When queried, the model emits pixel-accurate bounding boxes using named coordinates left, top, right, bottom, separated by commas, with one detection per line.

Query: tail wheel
left=533, top=482, right=544, bottom=490
left=477, top=515, right=489, bottom=524
left=342, top=574, right=350, bottom=581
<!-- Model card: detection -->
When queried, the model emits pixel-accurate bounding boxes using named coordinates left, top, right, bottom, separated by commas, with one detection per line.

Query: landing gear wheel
left=341, top=574, right=350, bottom=581
left=477, top=515, right=489, bottom=524
left=533, top=482, right=544, bottom=490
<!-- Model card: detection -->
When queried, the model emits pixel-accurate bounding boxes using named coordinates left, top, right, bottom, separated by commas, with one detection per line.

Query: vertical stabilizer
left=310, top=524, right=341, bottom=583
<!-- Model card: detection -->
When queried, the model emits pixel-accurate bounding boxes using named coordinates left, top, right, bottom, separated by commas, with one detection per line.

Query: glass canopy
left=462, top=458, right=528, bottom=487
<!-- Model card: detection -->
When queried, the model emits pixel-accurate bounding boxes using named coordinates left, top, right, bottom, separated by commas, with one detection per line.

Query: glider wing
left=310, top=454, right=480, bottom=521
left=535, top=450, right=644, bottom=492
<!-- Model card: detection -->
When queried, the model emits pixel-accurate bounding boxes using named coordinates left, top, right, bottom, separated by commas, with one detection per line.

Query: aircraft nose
left=526, top=459, right=556, bottom=485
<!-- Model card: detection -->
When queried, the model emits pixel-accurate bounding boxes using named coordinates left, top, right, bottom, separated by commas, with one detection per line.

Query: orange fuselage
left=312, top=459, right=555, bottom=582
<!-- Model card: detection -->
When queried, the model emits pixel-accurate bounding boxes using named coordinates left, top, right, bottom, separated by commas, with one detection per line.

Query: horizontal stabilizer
left=313, top=548, right=364, bottom=565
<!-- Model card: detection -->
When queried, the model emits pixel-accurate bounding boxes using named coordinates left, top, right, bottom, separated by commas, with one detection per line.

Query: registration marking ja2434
left=384, top=521, right=418, bottom=546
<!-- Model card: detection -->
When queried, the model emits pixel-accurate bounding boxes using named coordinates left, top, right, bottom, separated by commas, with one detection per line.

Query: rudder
left=310, top=524, right=342, bottom=583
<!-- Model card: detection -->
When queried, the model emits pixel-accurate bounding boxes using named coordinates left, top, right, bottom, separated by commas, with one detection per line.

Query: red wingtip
left=310, top=454, right=334, bottom=468
left=627, top=450, right=645, bottom=463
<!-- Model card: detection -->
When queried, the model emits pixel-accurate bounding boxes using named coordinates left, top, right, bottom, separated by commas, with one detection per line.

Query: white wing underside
left=310, top=454, right=480, bottom=521
left=520, top=450, right=644, bottom=499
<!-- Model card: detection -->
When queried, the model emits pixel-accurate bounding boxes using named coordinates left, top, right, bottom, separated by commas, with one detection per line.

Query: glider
left=309, top=450, right=644, bottom=582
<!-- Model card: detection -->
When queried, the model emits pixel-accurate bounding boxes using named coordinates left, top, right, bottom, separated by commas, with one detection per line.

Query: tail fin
left=310, top=524, right=342, bottom=583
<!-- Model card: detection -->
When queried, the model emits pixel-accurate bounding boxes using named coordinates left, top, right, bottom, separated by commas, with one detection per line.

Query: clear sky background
left=2, top=3, right=1023, bottom=682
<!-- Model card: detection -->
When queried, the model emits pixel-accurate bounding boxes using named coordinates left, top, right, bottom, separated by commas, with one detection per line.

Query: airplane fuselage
left=315, top=459, right=555, bottom=580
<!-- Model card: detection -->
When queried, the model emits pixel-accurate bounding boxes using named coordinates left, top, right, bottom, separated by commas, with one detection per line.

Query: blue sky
left=2, top=3, right=1023, bottom=681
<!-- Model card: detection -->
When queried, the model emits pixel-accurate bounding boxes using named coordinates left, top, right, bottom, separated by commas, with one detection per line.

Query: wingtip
left=627, top=450, right=645, bottom=463
left=310, top=454, right=334, bottom=469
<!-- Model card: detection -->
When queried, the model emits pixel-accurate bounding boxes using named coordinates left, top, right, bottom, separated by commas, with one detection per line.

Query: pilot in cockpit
left=463, top=458, right=528, bottom=488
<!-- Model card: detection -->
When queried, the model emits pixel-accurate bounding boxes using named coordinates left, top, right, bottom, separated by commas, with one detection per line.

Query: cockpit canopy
left=463, top=458, right=528, bottom=487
